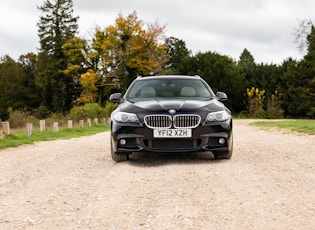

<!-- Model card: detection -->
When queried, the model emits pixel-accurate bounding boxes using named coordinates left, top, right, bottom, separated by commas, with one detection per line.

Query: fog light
left=218, top=138, right=225, bottom=145
left=119, top=139, right=126, bottom=145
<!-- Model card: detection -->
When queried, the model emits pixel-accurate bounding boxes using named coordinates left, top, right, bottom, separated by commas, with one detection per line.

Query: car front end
left=109, top=75, right=233, bottom=162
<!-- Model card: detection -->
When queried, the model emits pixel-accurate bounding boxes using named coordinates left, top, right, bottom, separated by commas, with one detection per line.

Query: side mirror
left=216, top=92, right=227, bottom=102
left=109, top=93, right=122, bottom=103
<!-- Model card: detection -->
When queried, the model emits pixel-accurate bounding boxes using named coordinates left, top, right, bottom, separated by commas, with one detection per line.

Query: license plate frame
left=153, top=129, right=192, bottom=138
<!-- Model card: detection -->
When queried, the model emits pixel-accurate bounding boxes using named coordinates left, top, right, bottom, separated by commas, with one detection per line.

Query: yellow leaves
left=246, top=87, right=266, bottom=117
left=80, top=70, right=98, bottom=91
left=77, top=70, right=99, bottom=104
left=63, top=36, right=86, bottom=62
left=63, top=64, right=81, bottom=75
left=246, top=87, right=265, bottom=99
left=74, top=11, right=170, bottom=105
left=91, top=11, right=169, bottom=83
left=115, top=11, right=143, bottom=38
left=246, top=87, right=254, bottom=97
left=62, top=36, right=87, bottom=79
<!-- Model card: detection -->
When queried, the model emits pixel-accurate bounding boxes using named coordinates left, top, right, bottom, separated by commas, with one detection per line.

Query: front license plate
left=153, top=129, right=192, bottom=138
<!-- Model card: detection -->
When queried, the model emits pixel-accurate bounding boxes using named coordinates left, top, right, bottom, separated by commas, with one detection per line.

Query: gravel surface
left=0, top=120, right=314, bottom=229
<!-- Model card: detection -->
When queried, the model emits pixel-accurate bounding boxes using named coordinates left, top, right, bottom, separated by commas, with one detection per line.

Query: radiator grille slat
left=144, top=115, right=172, bottom=128
left=144, top=114, right=200, bottom=128
left=174, top=115, right=200, bottom=128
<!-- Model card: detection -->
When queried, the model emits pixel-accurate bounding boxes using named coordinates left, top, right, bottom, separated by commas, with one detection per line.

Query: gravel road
left=0, top=120, right=314, bottom=229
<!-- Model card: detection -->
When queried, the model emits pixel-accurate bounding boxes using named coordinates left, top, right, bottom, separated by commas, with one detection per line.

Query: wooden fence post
left=53, top=122, right=59, bottom=132
left=0, top=119, right=3, bottom=139
left=68, top=120, right=73, bottom=128
left=26, top=123, right=33, bottom=136
left=94, top=118, right=98, bottom=125
left=40, top=120, right=46, bottom=132
left=79, top=120, right=84, bottom=127
left=87, top=118, right=91, bottom=127
left=2, top=122, right=10, bottom=136
left=103, top=118, right=110, bottom=125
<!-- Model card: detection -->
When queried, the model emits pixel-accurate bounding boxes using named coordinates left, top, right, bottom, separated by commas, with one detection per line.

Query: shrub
left=38, top=105, right=51, bottom=119
left=83, top=103, right=102, bottom=119
left=67, top=103, right=107, bottom=120
left=307, top=107, right=315, bottom=118
left=104, top=102, right=118, bottom=118
left=26, top=115, right=40, bottom=128
left=265, top=92, right=284, bottom=119
left=46, top=112, right=68, bottom=127
left=246, top=87, right=265, bottom=118
left=7, top=108, right=29, bottom=128
left=67, top=106, right=86, bottom=120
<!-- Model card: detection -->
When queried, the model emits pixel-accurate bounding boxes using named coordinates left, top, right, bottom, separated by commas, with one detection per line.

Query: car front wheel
left=213, top=137, right=233, bottom=160
left=110, top=140, right=129, bottom=162
left=213, top=150, right=232, bottom=159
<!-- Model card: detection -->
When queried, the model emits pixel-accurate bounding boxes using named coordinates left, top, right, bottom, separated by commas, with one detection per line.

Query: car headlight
left=113, top=112, right=139, bottom=123
left=205, top=111, right=230, bottom=122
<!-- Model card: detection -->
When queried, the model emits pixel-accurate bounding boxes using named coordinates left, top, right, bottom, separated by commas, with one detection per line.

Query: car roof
left=135, top=75, right=202, bottom=81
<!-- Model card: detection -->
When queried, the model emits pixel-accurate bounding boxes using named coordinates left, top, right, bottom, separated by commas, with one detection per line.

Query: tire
left=213, top=139, right=233, bottom=160
left=110, top=140, right=129, bottom=162
left=213, top=150, right=232, bottom=160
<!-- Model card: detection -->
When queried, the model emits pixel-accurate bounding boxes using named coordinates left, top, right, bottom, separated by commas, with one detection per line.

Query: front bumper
left=111, top=119, right=232, bottom=154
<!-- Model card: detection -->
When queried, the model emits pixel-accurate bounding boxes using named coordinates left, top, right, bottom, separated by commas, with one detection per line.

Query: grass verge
left=250, top=119, right=315, bottom=135
left=0, top=125, right=110, bottom=149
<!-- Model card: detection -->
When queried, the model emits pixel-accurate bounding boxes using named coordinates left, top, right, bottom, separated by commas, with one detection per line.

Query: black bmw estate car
left=109, top=75, right=233, bottom=162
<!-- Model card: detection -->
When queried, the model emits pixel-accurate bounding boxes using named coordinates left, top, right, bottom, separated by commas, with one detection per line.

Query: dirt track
left=0, top=120, right=314, bottom=229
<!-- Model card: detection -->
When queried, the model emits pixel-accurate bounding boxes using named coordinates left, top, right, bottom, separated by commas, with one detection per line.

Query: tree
left=253, top=63, right=283, bottom=100
left=280, top=59, right=306, bottom=117
left=18, top=53, right=41, bottom=110
left=36, top=0, right=79, bottom=112
left=90, top=11, right=169, bottom=93
left=62, top=36, right=90, bottom=105
left=295, top=22, right=315, bottom=117
left=238, top=48, right=257, bottom=88
left=164, top=36, right=190, bottom=74
left=77, top=69, right=98, bottom=104
left=295, top=19, right=314, bottom=54
left=0, top=55, right=40, bottom=119
left=177, top=51, right=245, bottom=113
left=281, top=20, right=315, bottom=118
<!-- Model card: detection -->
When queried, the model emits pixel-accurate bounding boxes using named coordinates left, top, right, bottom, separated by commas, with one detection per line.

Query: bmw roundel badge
left=169, top=109, right=176, bottom=114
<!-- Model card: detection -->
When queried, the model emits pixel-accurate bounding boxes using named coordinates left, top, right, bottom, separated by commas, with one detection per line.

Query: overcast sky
left=1, top=0, right=314, bottom=64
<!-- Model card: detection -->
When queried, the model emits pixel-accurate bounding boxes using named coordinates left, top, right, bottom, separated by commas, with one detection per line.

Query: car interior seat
left=140, top=87, right=156, bottom=97
left=180, top=87, right=196, bottom=97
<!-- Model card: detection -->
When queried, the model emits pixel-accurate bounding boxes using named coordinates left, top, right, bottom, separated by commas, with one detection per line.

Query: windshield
left=125, top=78, right=214, bottom=102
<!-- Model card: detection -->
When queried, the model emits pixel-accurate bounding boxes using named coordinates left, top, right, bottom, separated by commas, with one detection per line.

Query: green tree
left=18, top=53, right=41, bottom=110
left=238, top=48, right=285, bottom=116
left=0, top=55, right=40, bottom=120
left=302, top=23, right=315, bottom=117
left=254, top=63, right=283, bottom=103
left=238, top=48, right=257, bottom=88
left=178, top=51, right=245, bottom=113
left=36, top=0, right=79, bottom=112
left=163, top=36, right=190, bottom=74
left=281, top=21, right=315, bottom=118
